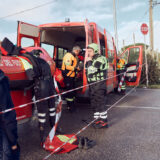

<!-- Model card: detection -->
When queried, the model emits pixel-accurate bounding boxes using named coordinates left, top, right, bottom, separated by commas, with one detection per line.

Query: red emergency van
left=0, top=19, right=143, bottom=121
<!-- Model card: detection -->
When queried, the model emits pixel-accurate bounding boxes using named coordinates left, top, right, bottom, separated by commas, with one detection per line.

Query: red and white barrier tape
left=47, top=77, right=62, bottom=143
left=42, top=64, right=145, bottom=159
left=0, top=63, right=145, bottom=159
left=43, top=118, right=98, bottom=160
left=118, top=72, right=126, bottom=92
left=43, top=77, right=146, bottom=160
left=0, top=62, right=145, bottom=115
left=0, top=72, right=125, bottom=115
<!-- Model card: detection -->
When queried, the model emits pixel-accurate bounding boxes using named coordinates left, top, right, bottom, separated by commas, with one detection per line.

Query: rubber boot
left=78, top=137, right=85, bottom=149
left=39, top=124, right=47, bottom=147
left=83, top=137, right=96, bottom=150
left=40, top=127, right=45, bottom=146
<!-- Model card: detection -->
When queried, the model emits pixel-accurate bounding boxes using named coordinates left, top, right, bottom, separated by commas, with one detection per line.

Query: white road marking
left=115, top=105, right=160, bottom=110
left=130, top=88, right=160, bottom=91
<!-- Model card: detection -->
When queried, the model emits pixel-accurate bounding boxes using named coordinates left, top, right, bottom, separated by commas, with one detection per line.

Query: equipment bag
left=54, top=68, right=65, bottom=88
left=44, top=134, right=78, bottom=154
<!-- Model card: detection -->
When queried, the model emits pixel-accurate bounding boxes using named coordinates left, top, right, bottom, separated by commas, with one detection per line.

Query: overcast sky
left=0, top=0, right=160, bottom=51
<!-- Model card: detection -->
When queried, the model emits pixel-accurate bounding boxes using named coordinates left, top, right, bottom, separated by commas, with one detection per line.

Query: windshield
left=128, top=47, right=140, bottom=64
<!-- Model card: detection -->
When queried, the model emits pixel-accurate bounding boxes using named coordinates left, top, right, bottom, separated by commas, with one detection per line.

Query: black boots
left=78, top=137, right=96, bottom=150
left=39, top=124, right=47, bottom=146
left=40, top=129, right=46, bottom=146
left=78, top=137, right=84, bottom=149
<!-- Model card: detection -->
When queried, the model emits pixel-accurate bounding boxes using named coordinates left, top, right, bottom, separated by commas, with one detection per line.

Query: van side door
left=119, top=46, right=143, bottom=86
left=83, top=19, right=92, bottom=93
left=104, top=30, right=115, bottom=93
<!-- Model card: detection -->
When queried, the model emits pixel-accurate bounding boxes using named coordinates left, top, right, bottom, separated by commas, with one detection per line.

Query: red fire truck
left=0, top=19, right=143, bottom=121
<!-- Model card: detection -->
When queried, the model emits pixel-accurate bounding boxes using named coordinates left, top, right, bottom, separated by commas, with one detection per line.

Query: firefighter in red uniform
left=61, top=46, right=81, bottom=112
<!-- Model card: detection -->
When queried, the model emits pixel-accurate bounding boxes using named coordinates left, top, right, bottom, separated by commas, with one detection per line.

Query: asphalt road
left=18, top=88, right=160, bottom=160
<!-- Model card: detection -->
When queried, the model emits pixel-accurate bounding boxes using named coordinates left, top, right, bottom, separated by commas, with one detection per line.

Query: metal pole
left=123, top=39, right=125, bottom=51
left=113, top=0, right=118, bottom=52
left=156, top=49, right=159, bottom=64
left=133, top=32, right=135, bottom=46
left=144, top=35, right=149, bottom=87
left=149, top=0, right=154, bottom=55
left=133, top=32, right=136, bottom=53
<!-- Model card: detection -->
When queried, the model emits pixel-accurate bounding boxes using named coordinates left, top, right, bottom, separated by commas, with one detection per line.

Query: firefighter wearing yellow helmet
left=85, top=43, right=109, bottom=129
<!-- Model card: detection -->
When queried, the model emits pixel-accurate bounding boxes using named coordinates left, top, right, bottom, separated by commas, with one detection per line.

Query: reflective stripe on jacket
left=44, top=134, right=77, bottom=153
left=18, top=57, right=33, bottom=70
left=86, top=54, right=109, bottom=83
left=61, top=52, right=77, bottom=77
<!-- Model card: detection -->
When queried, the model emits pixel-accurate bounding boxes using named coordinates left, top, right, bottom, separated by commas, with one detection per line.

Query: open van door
left=119, top=45, right=143, bottom=86
left=17, top=21, right=40, bottom=47
left=82, top=19, right=92, bottom=93
left=104, top=29, right=115, bottom=93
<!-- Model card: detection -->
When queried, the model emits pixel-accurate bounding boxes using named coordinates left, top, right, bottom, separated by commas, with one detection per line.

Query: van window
left=58, top=48, right=67, bottom=60
left=21, top=37, right=34, bottom=48
left=100, top=37, right=105, bottom=56
left=121, top=50, right=129, bottom=62
left=107, top=40, right=114, bottom=63
left=128, top=48, right=140, bottom=64
left=56, top=47, right=68, bottom=68
left=41, top=43, right=54, bottom=58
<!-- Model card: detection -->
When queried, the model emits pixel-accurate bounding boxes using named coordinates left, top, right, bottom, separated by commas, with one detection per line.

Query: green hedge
left=141, top=53, right=160, bottom=84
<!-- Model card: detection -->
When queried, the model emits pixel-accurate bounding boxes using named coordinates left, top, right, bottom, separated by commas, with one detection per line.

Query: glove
left=12, top=144, right=20, bottom=160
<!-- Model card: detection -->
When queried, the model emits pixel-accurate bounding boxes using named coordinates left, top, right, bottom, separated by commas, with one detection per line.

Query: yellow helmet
left=87, top=43, right=99, bottom=54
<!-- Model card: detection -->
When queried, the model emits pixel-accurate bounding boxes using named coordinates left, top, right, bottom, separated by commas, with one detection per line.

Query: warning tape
left=0, top=63, right=145, bottom=115
left=0, top=71, right=127, bottom=115
left=0, top=63, right=145, bottom=159
left=43, top=118, right=98, bottom=160
left=42, top=64, right=145, bottom=159
left=43, top=78, right=146, bottom=160
left=118, top=71, right=126, bottom=92
left=107, top=78, right=145, bottom=113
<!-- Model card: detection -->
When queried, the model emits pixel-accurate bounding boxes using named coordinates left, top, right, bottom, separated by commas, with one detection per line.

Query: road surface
left=18, top=88, right=160, bottom=160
